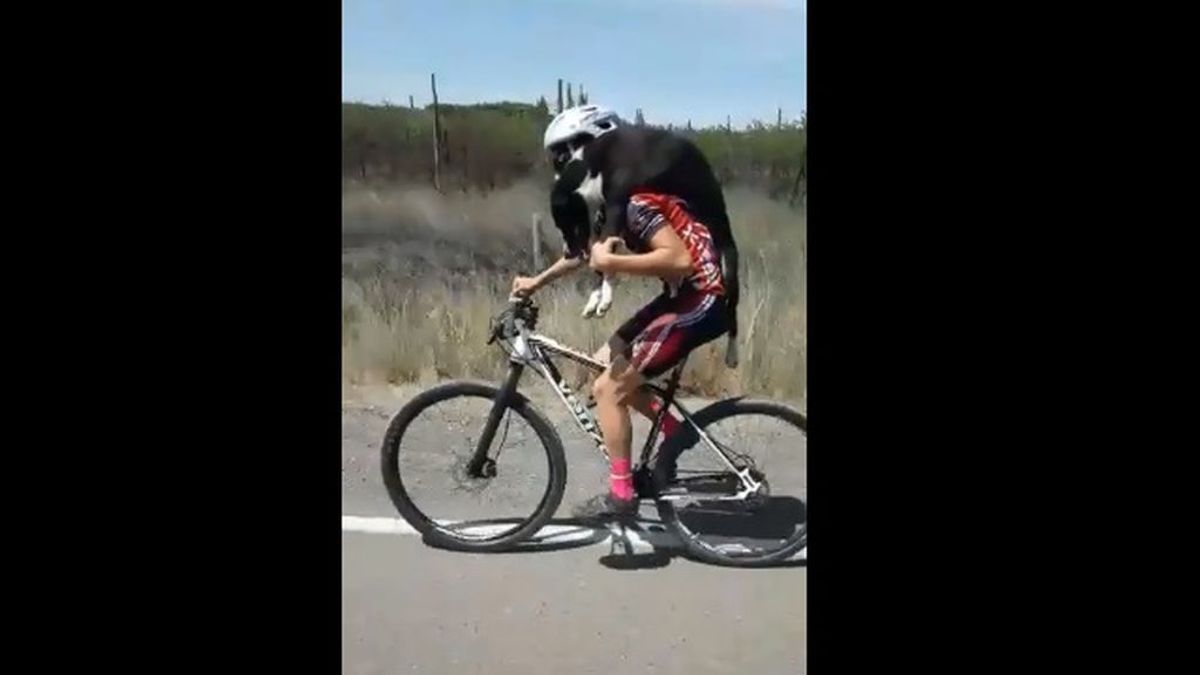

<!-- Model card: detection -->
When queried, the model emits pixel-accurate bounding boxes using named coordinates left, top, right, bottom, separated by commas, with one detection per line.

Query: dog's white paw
left=582, top=288, right=603, bottom=318
left=594, top=279, right=614, bottom=317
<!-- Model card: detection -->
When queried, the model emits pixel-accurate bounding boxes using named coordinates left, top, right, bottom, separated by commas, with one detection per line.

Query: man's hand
left=514, top=255, right=586, bottom=298
left=589, top=237, right=622, bottom=273
left=511, top=276, right=539, bottom=297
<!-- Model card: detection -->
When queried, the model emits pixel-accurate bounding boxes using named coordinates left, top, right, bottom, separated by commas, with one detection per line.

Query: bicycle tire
left=380, top=380, right=567, bottom=552
left=657, top=398, right=807, bottom=568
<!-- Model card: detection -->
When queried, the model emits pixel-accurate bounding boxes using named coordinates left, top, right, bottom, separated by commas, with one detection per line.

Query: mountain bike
left=380, top=296, right=807, bottom=567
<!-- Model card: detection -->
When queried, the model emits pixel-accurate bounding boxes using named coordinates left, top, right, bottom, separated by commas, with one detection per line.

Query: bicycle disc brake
left=451, top=454, right=495, bottom=493
left=450, top=412, right=512, bottom=491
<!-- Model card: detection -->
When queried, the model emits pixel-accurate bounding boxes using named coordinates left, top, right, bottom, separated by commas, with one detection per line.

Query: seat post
left=637, top=356, right=689, bottom=467
left=661, top=356, right=688, bottom=408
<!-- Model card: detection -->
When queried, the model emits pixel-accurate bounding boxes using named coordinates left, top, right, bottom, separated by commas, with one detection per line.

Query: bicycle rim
left=658, top=399, right=807, bottom=567
left=380, top=381, right=567, bottom=551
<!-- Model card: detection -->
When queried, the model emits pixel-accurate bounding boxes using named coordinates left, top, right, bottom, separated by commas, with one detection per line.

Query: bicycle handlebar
left=487, top=296, right=538, bottom=345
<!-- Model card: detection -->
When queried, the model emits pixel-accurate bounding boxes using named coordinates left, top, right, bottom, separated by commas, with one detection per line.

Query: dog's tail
left=722, top=244, right=740, bottom=368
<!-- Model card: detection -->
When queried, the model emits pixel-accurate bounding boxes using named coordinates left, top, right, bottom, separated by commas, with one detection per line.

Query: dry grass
left=342, top=182, right=805, bottom=407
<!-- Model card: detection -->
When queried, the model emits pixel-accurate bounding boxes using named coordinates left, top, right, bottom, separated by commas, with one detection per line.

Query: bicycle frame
left=468, top=319, right=763, bottom=501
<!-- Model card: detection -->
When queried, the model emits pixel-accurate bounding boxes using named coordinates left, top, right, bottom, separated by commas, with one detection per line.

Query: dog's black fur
left=548, top=125, right=741, bottom=364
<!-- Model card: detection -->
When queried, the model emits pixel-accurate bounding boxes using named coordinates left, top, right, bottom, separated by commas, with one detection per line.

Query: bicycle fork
left=466, top=363, right=524, bottom=478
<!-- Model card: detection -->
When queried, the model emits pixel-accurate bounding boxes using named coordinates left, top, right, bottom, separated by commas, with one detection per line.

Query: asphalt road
left=342, top=385, right=806, bottom=674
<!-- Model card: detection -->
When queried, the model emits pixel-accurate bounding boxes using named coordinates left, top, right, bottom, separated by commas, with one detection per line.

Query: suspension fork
left=466, top=362, right=525, bottom=477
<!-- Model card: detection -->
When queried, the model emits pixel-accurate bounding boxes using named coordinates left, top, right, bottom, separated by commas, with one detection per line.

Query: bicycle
left=380, top=295, right=807, bottom=567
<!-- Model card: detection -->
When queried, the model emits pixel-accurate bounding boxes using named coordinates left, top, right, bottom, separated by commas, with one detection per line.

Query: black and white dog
left=549, top=125, right=741, bottom=367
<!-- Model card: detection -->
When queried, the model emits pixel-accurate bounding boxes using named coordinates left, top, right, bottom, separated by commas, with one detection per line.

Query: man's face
left=547, top=134, right=594, bottom=176
left=548, top=142, right=571, bottom=175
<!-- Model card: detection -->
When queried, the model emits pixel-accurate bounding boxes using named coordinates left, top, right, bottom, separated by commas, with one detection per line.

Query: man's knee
left=593, top=359, right=641, bottom=405
left=592, top=371, right=614, bottom=402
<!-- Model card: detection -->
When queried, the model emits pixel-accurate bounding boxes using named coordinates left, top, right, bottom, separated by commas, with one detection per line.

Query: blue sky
left=342, top=0, right=806, bottom=129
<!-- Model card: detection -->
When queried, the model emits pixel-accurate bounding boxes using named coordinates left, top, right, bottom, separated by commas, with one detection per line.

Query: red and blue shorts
left=611, top=289, right=729, bottom=379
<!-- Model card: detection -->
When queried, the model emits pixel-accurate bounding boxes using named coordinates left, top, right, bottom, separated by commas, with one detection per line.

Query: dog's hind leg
left=581, top=274, right=614, bottom=318
left=595, top=275, right=614, bottom=316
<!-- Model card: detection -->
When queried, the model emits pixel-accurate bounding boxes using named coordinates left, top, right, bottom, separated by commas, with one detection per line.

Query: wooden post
left=531, top=213, right=544, bottom=271
left=778, top=107, right=783, bottom=128
left=557, top=79, right=563, bottom=113
left=431, top=73, right=442, bottom=192
left=727, top=115, right=732, bottom=133
left=567, top=82, right=574, bottom=108
left=409, top=95, right=414, bottom=109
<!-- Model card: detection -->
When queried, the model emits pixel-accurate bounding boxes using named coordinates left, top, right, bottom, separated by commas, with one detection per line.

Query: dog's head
left=550, top=181, right=592, bottom=259
left=547, top=132, right=593, bottom=176
left=549, top=147, right=606, bottom=259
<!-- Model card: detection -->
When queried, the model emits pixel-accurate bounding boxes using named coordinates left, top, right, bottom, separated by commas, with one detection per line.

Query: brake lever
left=490, top=296, right=531, bottom=345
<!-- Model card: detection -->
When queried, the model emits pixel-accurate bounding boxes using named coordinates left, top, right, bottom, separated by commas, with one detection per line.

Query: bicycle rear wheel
left=380, top=380, right=567, bottom=552
left=657, top=398, right=807, bottom=567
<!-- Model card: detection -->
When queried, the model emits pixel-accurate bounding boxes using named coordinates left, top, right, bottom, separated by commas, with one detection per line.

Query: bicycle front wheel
left=657, top=398, right=807, bottom=567
left=380, top=380, right=567, bottom=552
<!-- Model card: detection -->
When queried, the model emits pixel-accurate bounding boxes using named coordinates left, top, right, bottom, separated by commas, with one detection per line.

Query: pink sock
left=609, top=457, right=634, bottom=500
left=650, top=400, right=681, bottom=438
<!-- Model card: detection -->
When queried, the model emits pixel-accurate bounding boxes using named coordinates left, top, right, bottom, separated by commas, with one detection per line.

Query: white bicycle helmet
left=543, top=105, right=621, bottom=151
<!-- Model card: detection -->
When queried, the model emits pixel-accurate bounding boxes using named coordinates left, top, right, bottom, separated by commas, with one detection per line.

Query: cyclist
left=511, top=105, right=739, bottom=519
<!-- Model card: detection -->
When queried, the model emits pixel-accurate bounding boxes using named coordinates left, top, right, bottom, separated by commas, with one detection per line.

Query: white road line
left=342, top=515, right=419, bottom=536
left=342, top=515, right=806, bottom=561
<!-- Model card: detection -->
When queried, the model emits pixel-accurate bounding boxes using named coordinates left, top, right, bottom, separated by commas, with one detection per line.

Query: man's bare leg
left=590, top=355, right=645, bottom=508
left=591, top=343, right=665, bottom=422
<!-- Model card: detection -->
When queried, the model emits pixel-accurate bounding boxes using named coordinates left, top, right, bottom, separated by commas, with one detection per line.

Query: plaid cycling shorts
left=611, top=289, right=729, bottom=378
